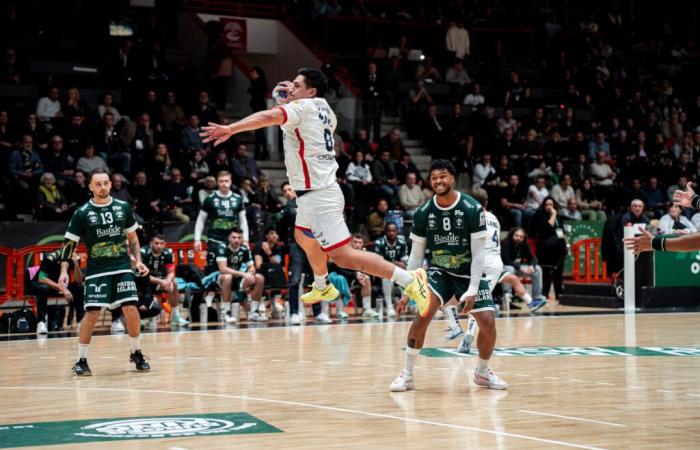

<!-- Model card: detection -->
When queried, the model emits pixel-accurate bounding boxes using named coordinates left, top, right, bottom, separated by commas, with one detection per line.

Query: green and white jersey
left=207, top=244, right=253, bottom=272
left=140, top=246, right=174, bottom=279
left=410, top=192, right=486, bottom=277
left=201, top=191, right=245, bottom=244
left=373, top=235, right=408, bottom=264
left=64, top=197, right=138, bottom=279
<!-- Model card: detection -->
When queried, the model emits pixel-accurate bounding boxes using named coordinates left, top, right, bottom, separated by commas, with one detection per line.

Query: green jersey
left=410, top=192, right=486, bottom=276
left=201, top=191, right=245, bottom=243
left=140, top=246, right=174, bottom=279
left=373, top=235, right=408, bottom=264
left=65, top=198, right=138, bottom=278
left=207, top=244, right=253, bottom=273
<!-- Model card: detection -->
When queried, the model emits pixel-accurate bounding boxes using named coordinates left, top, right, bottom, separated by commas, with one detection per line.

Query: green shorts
left=427, top=268, right=495, bottom=312
left=84, top=271, right=139, bottom=309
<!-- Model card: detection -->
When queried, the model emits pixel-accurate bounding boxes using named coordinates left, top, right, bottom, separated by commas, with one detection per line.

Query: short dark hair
left=229, top=227, right=243, bottom=235
left=385, top=221, right=398, bottom=231
left=429, top=159, right=456, bottom=177
left=151, top=233, right=166, bottom=241
left=281, top=181, right=291, bottom=190
left=265, top=226, right=278, bottom=236
left=88, top=168, right=111, bottom=184
left=471, top=188, right=488, bottom=208
left=298, top=68, right=327, bottom=98
left=352, top=233, right=365, bottom=240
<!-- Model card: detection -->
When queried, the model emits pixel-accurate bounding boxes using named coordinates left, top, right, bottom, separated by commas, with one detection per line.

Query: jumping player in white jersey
left=442, top=188, right=547, bottom=353
left=200, top=68, right=430, bottom=314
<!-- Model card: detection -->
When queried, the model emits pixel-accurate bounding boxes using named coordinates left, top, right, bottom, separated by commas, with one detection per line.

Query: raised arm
left=200, top=109, right=286, bottom=147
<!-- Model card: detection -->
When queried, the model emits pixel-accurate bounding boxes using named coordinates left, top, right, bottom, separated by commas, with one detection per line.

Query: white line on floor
left=571, top=379, right=588, bottom=383
left=39, top=356, right=56, bottom=359
left=687, top=393, right=700, bottom=398
left=99, top=356, right=116, bottom=359
left=519, top=410, right=625, bottom=427
left=270, top=359, right=286, bottom=362
left=215, top=357, right=230, bottom=361
left=597, top=382, right=615, bottom=386
left=0, top=386, right=608, bottom=450
left=543, top=376, right=559, bottom=380
left=655, top=390, right=673, bottom=394
left=186, top=357, right=204, bottom=360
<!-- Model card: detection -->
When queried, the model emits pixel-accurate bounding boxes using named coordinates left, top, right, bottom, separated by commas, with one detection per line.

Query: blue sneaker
left=457, top=333, right=474, bottom=354
left=528, top=298, right=547, bottom=312
left=444, top=325, right=464, bottom=341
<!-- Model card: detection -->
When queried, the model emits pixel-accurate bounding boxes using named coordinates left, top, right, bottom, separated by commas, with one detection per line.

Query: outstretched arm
left=625, top=226, right=700, bottom=254
left=200, top=108, right=286, bottom=147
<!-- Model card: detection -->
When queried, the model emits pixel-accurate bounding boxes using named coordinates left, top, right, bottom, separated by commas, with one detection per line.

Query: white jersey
left=484, top=211, right=501, bottom=258
left=278, top=98, right=338, bottom=191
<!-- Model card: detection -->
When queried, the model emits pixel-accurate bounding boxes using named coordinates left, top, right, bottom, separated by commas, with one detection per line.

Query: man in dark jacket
left=501, top=227, right=543, bottom=299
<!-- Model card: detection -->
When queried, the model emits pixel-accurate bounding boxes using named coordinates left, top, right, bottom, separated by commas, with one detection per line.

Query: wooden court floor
left=1, top=311, right=699, bottom=449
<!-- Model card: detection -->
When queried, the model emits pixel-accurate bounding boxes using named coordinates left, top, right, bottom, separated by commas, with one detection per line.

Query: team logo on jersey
left=428, top=217, right=436, bottom=229
left=479, top=211, right=486, bottom=227
left=112, top=205, right=122, bottom=211
left=87, top=211, right=99, bottom=224
left=454, top=210, right=464, bottom=216
left=91, top=283, right=107, bottom=293
left=456, top=218, right=464, bottom=228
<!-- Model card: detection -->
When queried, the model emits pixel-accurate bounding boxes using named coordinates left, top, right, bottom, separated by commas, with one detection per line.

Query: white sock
left=172, top=306, right=180, bottom=318
left=321, top=301, right=330, bottom=316
left=391, top=267, right=414, bottom=288
left=446, top=305, right=461, bottom=330
left=405, top=346, right=419, bottom=376
left=466, top=316, right=477, bottom=337
left=335, top=298, right=344, bottom=315
left=522, top=293, right=533, bottom=304
left=478, top=357, right=489, bottom=372
left=221, top=302, right=231, bottom=316
left=129, top=336, right=140, bottom=353
left=362, top=296, right=372, bottom=310
left=77, top=343, right=89, bottom=361
left=231, top=303, right=241, bottom=320
left=204, top=293, right=214, bottom=307
left=250, top=301, right=259, bottom=314
left=313, top=274, right=329, bottom=290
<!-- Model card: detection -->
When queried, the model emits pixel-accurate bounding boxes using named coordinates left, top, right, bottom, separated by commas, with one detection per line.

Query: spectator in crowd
left=98, top=93, right=123, bottom=124
left=620, top=198, right=650, bottom=232
left=189, top=149, right=210, bottom=182
left=211, top=149, right=231, bottom=176
left=501, top=227, right=543, bottom=301
left=147, top=143, right=173, bottom=193
left=530, top=196, right=567, bottom=300
left=472, top=153, right=496, bottom=188
left=110, top=173, right=133, bottom=203
left=0, top=110, right=15, bottom=150
left=21, top=113, right=48, bottom=151
left=504, top=70, right=526, bottom=106
left=500, top=174, right=527, bottom=227
left=445, top=59, right=471, bottom=97
left=641, top=176, right=667, bottom=218
left=395, top=152, right=423, bottom=187
left=421, top=104, right=446, bottom=155
left=576, top=178, right=607, bottom=221
left=379, top=127, right=406, bottom=160
left=163, top=168, right=192, bottom=223
left=351, top=128, right=372, bottom=156
left=131, top=171, right=161, bottom=223
left=30, top=249, right=83, bottom=334
left=120, top=113, right=156, bottom=174
left=256, top=175, right=282, bottom=215
left=399, top=172, right=426, bottom=217
left=34, top=172, right=69, bottom=220
left=462, top=83, right=485, bottom=112
left=361, top=62, right=384, bottom=142
left=445, top=21, right=470, bottom=60
left=65, top=170, right=90, bottom=209
left=550, top=173, right=575, bottom=209
left=96, top=112, right=121, bottom=162
left=415, top=56, right=441, bottom=82
left=1, top=48, right=23, bottom=84
left=195, top=90, right=220, bottom=126
left=560, top=197, right=583, bottom=221
left=63, top=113, right=92, bottom=159
left=345, top=150, right=373, bottom=219
left=659, top=204, right=697, bottom=234
left=197, top=176, right=216, bottom=205
left=367, top=198, right=389, bottom=240
left=180, top=114, right=208, bottom=154
left=63, top=87, right=91, bottom=119
left=371, top=150, right=401, bottom=208
left=254, top=226, right=285, bottom=319
left=496, top=108, right=519, bottom=136
left=161, top=91, right=186, bottom=135
left=41, top=135, right=74, bottom=187
left=248, top=67, right=269, bottom=159
left=9, top=135, right=43, bottom=213
left=76, top=144, right=107, bottom=174
left=526, top=175, right=549, bottom=219
left=141, top=90, right=161, bottom=127
left=588, top=131, right=611, bottom=160
left=232, top=144, right=261, bottom=185
left=277, top=182, right=308, bottom=324
left=36, top=86, right=63, bottom=125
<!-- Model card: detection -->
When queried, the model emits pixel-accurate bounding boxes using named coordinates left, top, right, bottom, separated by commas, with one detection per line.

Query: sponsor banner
left=220, top=18, right=247, bottom=51
left=420, top=346, right=700, bottom=358
left=654, top=250, right=700, bottom=287
left=0, top=412, right=281, bottom=448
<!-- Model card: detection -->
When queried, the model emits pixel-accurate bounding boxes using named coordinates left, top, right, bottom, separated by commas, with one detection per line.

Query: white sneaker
left=362, top=309, right=379, bottom=318
left=204, top=294, right=215, bottom=307
left=315, top=312, right=333, bottom=324
left=248, top=312, right=268, bottom=322
left=390, top=370, right=415, bottom=392
left=457, top=333, right=474, bottom=354
left=224, top=314, right=237, bottom=324
left=473, top=368, right=508, bottom=390
left=387, top=307, right=397, bottom=318
left=434, top=309, right=444, bottom=319
left=290, top=313, right=302, bottom=325
left=37, top=321, right=48, bottom=334
left=444, top=325, right=464, bottom=340
left=111, top=320, right=125, bottom=333
left=258, top=303, right=266, bottom=313
left=336, top=310, right=349, bottom=320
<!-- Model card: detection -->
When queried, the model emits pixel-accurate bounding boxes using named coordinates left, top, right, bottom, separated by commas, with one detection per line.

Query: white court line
left=39, top=356, right=56, bottom=359
left=688, top=393, right=700, bottom=398
left=99, top=356, right=116, bottom=359
left=186, top=357, right=204, bottom=360
left=655, top=390, right=673, bottom=394
left=543, top=376, right=559, bottom=380
left=597, top=382, right=615, bottom=386
left=0, top=386, right=608, bottom=450
left=519, top=410, right=625, bottom=427
left=571, top=379, right=588, bottom=383
left=270, top=359, right=286, bottom=362
left=215, top=357, right=230, bottom=361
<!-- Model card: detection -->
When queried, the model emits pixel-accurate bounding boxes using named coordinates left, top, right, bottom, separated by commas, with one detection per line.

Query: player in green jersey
left=194, top=170, right=249, bottom=266
left=390, top=160, right=507, bottom=391
left=58, top=168, right=150, bottom=376
left=372, top=222, right=408, bottom=318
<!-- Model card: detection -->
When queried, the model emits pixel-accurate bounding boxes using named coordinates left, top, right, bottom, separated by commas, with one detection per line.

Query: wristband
left=691, top=195, right=700, bottom=210
left=651, top=236, right=666, bottom=252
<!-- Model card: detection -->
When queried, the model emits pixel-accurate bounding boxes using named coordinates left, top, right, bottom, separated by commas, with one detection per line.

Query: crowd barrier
left=571, top=238, right=609, bottom=283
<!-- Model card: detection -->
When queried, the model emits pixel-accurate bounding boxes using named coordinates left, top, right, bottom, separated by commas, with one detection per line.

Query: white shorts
left=483, top=254, right=505, bottom=292
left=295, top=183, right=351, bottom=252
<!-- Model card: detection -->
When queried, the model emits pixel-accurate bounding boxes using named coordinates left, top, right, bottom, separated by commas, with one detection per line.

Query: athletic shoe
left=72, top=358, right=92, bottom=376
left=361, top=309, right=379, bottom=318
left=336, top=310, right=349, bottom=320
left=444, top=325, right=464, bottom=341
left=111, top=320, right=125, bottom=333
left=37, top=321, right=48, bottom=335
left=224, top=314, right=237, bottom=324
left=528, top=297, right=547, bottom=312
left=290, top=313, right=302, bottom=325
left=315, top=312, right=333, bottom=324
left=258, top=302, right=266, bottom=313
left=171, top=314, right=190, bottom=327
left=248, top=312, right=268, bottom=322
left=389, top=370, right=415, bottom=392
left=130, top=350, right=151, bottom=372
left=434, top=309, right=444, bottom=319
left=301, top=283, right=339, bottom=305
left=457, top=333, right=474, bottom=354
left=473, top=368, right=508, bottom=390
left=404, top=269, right=430, bottom=317
left=387, top=307, right=397, bottom=318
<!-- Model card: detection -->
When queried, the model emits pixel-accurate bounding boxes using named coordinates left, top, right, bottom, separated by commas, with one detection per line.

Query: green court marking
left=0, top=412, right=281, bottom=448
left=420, top=346, right=700, bottom=358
